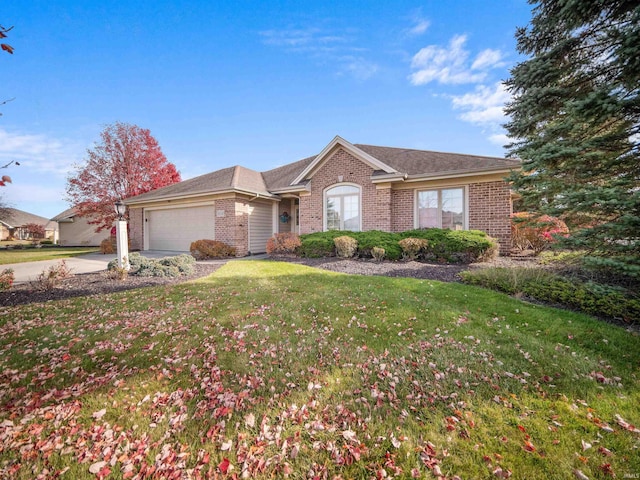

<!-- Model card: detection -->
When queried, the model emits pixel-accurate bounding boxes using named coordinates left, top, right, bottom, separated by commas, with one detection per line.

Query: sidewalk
left=4, top=251, right=192, bottom=284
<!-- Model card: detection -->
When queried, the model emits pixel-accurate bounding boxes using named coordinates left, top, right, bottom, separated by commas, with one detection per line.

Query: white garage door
left=147, top=205, right=215, bottom=251
left=248, top=202, right=274, bottom=254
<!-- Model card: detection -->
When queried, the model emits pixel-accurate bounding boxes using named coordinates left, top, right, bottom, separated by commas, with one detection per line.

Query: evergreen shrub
left=460, top=268, right=639, bottom=324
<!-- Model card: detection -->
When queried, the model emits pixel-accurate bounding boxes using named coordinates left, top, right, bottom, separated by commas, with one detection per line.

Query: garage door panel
left=147, top=206, right=215, bottom=251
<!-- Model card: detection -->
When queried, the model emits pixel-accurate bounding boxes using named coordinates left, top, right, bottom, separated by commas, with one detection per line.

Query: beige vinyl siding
left=248, top=201, right=274, bottom=254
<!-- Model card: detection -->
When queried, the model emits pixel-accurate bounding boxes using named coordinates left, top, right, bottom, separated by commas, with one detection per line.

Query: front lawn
left=0, top=246, right=99, bottom=265
left=0, top=260, right=638, bottom=479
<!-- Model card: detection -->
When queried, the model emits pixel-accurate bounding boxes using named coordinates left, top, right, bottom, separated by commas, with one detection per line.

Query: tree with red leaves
left=23, top=223, right=46, bottom=239
left=66, top=122, right=181, bottom=232
left=0, top=24, right=13, bottom=54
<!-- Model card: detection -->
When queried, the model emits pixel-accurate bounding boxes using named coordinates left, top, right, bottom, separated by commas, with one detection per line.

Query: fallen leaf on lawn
left=221, top=439, right=232, bottom=451
left=523, top=440, right=536, bottom=452
left=89, top=461, right=107, bottom=474
left=573, top=469, right=589, bottom=480
left=493, top=466, right=512, bottom=478
left=581, top=439, right=592, bottom=451
left=92, top=408, right=107, bottom=420
left=218, top=458, right=231, bottom=474
left=615, top=414, right=640, bottom=433
left=342, top=429, right=358, bottom=443
left=245, top=412, right=255, bottom=428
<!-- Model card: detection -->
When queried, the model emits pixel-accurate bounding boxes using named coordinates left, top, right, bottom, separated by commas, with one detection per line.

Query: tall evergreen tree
left=505, top=0, right=640, bottom=277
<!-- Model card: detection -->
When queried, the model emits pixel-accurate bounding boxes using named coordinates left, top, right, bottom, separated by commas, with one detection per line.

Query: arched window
left=325, top=184, right=361, bottom=231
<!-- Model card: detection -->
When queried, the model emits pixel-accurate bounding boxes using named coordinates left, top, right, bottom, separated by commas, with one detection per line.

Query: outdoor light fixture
left=115, top=200, right=126, bottom=220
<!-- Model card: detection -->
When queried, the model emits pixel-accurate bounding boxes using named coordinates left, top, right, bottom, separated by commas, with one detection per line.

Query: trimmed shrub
left=371, top=247, right=385, bottom=262
left=399, top=237, right=428, bottom=261
left=460, top=267, right=639, bottom=324
left=190, top=239, right=236, bottom=260
left=334, top=235, right=358, bottom=258
left=401, top=229, right=498, bottom=263
left=0, top=268, right=14, bottom=291
left=354, top=231, right=403, bottom=261
left=299, top=231, right=346, bottom=257
left=100, top=237, right=116, bottom=254
left=511, top=212, right=569, bottom=254
left=299, top=229, right=497, bottom=263
left=108, top=253, right=196, bottom=278
left=266, top=232, right=302, bottom=255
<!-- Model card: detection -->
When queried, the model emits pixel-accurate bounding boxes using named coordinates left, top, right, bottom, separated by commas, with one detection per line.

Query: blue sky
left=1, top=0, right=532, bottom=219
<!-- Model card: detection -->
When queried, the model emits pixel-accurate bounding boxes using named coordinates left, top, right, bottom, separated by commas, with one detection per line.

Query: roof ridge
left=230, top=165, right=241, bottom=188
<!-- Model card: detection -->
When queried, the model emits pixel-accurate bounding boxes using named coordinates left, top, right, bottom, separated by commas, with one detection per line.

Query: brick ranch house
left=124, top=136, right=521, bottom=256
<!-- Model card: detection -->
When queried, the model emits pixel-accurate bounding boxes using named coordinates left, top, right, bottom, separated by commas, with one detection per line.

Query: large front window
left=417, top=187, right=465, bottom=230
left=325, top=184, right=360, bottom=231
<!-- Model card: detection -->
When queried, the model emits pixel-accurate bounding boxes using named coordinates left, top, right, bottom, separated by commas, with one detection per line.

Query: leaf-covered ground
left=1, top=260, right=638, bottom=479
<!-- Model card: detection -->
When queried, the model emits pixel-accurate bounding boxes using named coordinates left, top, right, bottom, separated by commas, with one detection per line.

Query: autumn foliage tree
left=66, top=122, right=181, bottom=232
left=23, top=223, right=46, bottom=239
left=0, top=24, right=13, bottom=54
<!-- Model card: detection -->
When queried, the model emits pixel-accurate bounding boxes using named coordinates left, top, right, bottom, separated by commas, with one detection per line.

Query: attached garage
left=146, top=205, right=215, bottom=251
left=248, top=201, right=274, bottom=254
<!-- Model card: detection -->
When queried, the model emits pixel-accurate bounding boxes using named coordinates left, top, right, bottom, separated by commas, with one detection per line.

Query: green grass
left=0, top=246, right=99, bottom=264
left=0, top=260, right=638, bottom=479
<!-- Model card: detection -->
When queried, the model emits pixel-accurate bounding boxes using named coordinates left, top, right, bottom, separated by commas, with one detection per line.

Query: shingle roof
left=51, top=207, right=78, bottom=222
left=0, top=208, right=57, bottom=229
left=261, top=155, right=316, bottom=191
left=355, top=144, right=520, bottom=177
left=124, top=139, right=520, bottom=204
left=127, top=165, right=272, bottom=203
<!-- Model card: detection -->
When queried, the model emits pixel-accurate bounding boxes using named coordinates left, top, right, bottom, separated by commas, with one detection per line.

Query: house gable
left=291, top=136, right=397, bottom=185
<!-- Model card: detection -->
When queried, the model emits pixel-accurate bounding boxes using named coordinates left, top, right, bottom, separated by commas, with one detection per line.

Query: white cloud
left=451, top=82, right=511, bottom=125
left=488, top=133, right=510, bottom=146
left=341, top=57, right=379, bottom=81
left=471, top=49, right=504, bottom=70
left=406, top=18, right=430, bottom=37
left=260, top=26, right=379, bottom=81
left=0, top=128, right=84, bottom=178
left=408, top=35, right=509, bottom=86
left=259, top=28, right=347, bottom=50
left=409, top=35, right=491, bottom=85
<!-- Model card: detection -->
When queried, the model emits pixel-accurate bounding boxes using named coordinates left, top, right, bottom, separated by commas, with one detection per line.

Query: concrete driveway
left=4, top=251, right=190, bottom=284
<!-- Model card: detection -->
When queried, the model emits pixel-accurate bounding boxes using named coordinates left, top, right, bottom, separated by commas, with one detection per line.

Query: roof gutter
left=370, top=172, right=408, bottom=183
left=124, top=188, right=278, bottom=206
left=403, top=167, right=517, bottom=183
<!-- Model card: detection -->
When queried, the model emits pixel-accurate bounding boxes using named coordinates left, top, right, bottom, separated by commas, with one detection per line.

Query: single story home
left=51, top=208, right=106, bottom=247
left=0, top=208, right=58, bottom=241
left=125, top=136, right=521, bottom=256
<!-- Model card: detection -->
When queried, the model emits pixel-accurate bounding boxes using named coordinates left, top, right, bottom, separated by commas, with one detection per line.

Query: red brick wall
left=468, top=181, right=512, bottom=254
left=129, top=207, right=143, bottom=250
left=214, top=198, right=248, bottom=256
left=299, top=147, right=392, bottom=233
left=391, top=189, right=414, bottom=232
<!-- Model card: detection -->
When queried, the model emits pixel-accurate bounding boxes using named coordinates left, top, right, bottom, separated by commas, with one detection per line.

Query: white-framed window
left=325, top=184, right=361, bottom=231
left=416, top=187, right=466, bottom=230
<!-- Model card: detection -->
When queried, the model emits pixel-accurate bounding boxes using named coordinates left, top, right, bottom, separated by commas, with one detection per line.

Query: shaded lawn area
left=0, top=247, right=99, bottom=265
left=0, top=260, right=638, bottom=479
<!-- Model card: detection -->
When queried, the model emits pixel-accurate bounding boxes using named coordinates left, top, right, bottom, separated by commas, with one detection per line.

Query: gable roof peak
left=290, top=136, right=397, bottom=185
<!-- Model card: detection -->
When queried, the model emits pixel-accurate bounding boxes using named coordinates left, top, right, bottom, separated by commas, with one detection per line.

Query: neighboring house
left=125, top=136, right=521, bottom=256
left=0, top=208, right=58, bottom=241
left=51, top=208, right=106, bottom=247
